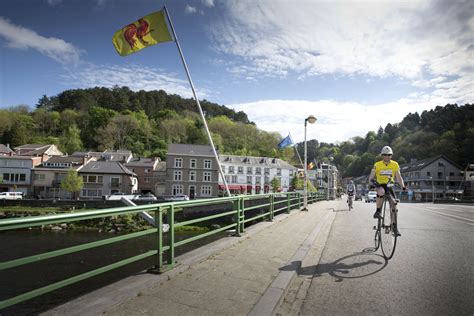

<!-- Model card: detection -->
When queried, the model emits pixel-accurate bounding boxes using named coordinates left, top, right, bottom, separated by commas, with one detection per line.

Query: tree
left=60, top=125, right=83, bottom=154
left=270, top=177, right=281, bottom=192
left=61, top=169, right=83, bottom=199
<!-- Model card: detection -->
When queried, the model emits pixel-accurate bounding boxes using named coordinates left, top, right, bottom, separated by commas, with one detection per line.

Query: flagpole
left=163, top=6, right=231, bottom=197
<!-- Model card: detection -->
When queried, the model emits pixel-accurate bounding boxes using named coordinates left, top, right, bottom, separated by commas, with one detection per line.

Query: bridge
left=2, top=194, right=472, bottom=315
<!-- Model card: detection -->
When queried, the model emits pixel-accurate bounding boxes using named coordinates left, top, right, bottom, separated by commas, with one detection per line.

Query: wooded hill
left=0, top=86, right=472, bottom=177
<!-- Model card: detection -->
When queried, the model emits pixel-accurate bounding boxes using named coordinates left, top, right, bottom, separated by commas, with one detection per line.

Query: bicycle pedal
left=395, top=199, right=400, bottom=203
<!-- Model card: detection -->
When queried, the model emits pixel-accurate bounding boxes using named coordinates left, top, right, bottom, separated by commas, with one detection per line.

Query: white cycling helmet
left=381, top=146, right=393, bottom=155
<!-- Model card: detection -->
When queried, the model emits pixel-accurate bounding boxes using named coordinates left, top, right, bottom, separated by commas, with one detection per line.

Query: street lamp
left=303, top=115, right=317, bottom=211
left=429, top=176, right=435, bottom=203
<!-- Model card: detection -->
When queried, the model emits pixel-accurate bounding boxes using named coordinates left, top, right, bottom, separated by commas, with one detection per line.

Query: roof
left=399, top=155, right=462, bottom=172
left=0, top=144, right=14, bottom=155
left=125, top=157, right=160, bottom=168
left=79, top=161, right=136, bottom=176
left=14, top=144, right=63, bottom=156
left=72, top=150, right=132, bottom=162
left=219, top=154, right=297, bottom=170
left=167, top=144, right=215, bottom=157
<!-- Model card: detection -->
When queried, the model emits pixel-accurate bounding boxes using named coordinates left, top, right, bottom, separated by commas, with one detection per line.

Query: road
left=299, top=200, right=474, bottom=315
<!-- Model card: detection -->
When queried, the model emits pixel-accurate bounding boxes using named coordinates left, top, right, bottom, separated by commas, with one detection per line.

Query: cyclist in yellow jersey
left=368, top=146, right=406, bottom=236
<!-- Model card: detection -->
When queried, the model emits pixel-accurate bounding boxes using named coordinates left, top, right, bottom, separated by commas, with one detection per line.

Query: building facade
left=0, top=156, right=44, bottom=195
left=125, top=157, right=161, bottom=194
left=165, top=144, right=219, bottom=199
left=218, top=155, right=298, bottom=195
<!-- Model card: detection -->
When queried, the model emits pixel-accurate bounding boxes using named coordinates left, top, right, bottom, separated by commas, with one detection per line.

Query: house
left=124, top=157, right=161, bottom=194
left=317, top=163, right=338, bottom=199
left=14, top=144, right=63, bottom=157
left=78, top=161, right=138, bottom=199
left=399, top=155, right=463, bottom=201
left=71, top=150, right=133, bottom=163
left=463, top=163, right=474, bottom=197
left=0, top=155, right=45, bottom=196
left=0, top=144, right=14, bottom=156
left=31, top=155, right=94, bottom=199
left=153, top=161, right=167, bottom=197
left=165, top=144, right=219, bottom=199
left=218, top=155, right=298, bottom=195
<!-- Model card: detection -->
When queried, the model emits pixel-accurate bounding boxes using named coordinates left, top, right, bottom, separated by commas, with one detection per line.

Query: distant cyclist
left=368, top=146, right=406, bottom=236
left=346, top=180, right=356, bottom=209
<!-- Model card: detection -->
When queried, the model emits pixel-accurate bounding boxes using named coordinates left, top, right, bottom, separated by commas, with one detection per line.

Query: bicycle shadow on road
left=279, top=248, right=387, bottom=283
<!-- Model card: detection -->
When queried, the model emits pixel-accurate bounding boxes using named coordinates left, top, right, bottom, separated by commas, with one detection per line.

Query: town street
left=300, top=201, right=474, bottom=315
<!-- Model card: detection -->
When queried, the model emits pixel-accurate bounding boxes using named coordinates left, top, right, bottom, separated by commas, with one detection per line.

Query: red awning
left=219, top=184, right=245, bottom=190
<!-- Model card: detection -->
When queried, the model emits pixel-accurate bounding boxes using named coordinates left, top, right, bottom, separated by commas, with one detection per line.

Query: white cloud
left=0, top=17, right=83, bottom=65
left=202, top=0, right=214, bottom=8
left=229, top=93, right=468, bottom=144
left=185, top=5, right=197, bottom=14
left=60, top=63, right=207, bottom=99
left=210, top=0, right=473, bottom=92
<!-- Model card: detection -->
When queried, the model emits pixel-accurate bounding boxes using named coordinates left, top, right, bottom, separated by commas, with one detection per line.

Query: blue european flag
left=278, top=134, right=293, bottom=149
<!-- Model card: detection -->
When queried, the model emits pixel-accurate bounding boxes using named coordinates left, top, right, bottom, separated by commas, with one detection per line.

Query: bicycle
left=373, top=182, right=400, bottom=260
left=347, top=192, right=354, bottom=211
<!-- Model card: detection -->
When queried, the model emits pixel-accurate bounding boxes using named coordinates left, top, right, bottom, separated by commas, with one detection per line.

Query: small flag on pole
left=112, top=10, right=173, bottom=56
left=278, top=134, right=294, bottom=149
left=308, top=162, right=315, bottom=170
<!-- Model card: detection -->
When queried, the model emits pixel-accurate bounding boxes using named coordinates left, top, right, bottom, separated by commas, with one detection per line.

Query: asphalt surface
left=298, top=200, right=474, bottom=315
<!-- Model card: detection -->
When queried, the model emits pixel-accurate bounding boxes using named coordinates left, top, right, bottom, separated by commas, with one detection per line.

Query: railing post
left=234, top=199, right=241, bottom=237
left=167, top=204, right=175, bottom=266
left=269, top=194, right=274, bottom=221
left=149, top=206, right=163, bottom=274
left=240, top=197, right=245, bottom=234
left=298, top=192, right=302, bottom=209
left=287, top=193, right=291, bottom=213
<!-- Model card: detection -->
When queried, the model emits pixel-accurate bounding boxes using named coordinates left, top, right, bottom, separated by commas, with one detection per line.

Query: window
left=277, top=168, right=281, bottom=176
left=81, top=189, right=102, bottom=197
left=174, top=170, right=182, bottom=181
left=174, top=158, right=183, bottom=168
left=247, top=167, right=252, bottom=174
left=19, top=174, right=26, bottom=182
left=82, top=175, right=103, bottom=183
left=231, top=175, right=237, bottom=183
left=238, top=166, right=244, bottom=174
left=144, top=168, right=151, bottom=173
left=221, top=165, right=226, bottom=173
left=426, top=171, right=431, bottom=176
left=265, top=176, right=270, bottom=184
left=256, top=167, right=261, bottom=175
left=247, top=176, right=252, bottom=184
left=264, top=168, right=270, bottom=175
left=144, top=177, right=151, bottom=183
left=34, top=174, right=45, bottom=181
left=201, top=185, right=212, bottom=197
left=111, top=177, right=120, bottom=187
left=256, top=176, right=261, bottom=184
left=225, top=175, right=230, bottom=183
left=203, top=171, right=212, bottom=182
left=190, top=159, right=197, bottom=168
left=189, top=171, right=196, bottom=181
left=229, top=166, right=235, bottom=174
left=172, top=185, right=183, bottom=195
left=204, top=159, right=212, bottom=169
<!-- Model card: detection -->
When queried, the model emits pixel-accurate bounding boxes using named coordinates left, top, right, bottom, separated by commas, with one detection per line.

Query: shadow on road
left=279, top=249, right=387, bottom=282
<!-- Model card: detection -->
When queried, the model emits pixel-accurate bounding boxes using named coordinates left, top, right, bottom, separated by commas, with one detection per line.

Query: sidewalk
left=44, top=200, right=340, bottom=316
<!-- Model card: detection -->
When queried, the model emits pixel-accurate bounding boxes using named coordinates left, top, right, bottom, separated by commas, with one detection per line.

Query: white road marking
left=412, top=207, right=474, bottom=226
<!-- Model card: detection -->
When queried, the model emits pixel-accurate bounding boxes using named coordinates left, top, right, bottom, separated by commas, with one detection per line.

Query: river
left=0, top=229, right=229, bottom=315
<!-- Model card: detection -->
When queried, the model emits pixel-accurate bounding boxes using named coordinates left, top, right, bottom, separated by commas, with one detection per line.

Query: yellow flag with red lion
left=112, top=10, right=173, bottom=56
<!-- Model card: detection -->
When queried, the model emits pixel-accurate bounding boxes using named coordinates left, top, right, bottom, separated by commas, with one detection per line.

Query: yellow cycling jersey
left=373, top=160, right=399, bottom=184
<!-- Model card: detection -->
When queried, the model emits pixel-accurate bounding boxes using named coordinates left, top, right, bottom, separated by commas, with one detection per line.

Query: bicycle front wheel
left=380, top=199, right=397, bottom=259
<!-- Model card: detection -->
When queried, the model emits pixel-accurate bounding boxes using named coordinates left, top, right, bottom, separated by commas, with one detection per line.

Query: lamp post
left=303, top=115, right=317, bottom=211
left=430, top=176, right=435, bottom=203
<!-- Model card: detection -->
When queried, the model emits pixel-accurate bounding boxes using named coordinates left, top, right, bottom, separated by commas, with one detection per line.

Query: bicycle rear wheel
left=380, top=198, right=397, bottom=259
left=374, top=219, right=381, bottom=251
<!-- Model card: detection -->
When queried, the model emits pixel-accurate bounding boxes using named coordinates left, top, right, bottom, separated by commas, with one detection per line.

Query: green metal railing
left=0, top=191, right=325, bottom=309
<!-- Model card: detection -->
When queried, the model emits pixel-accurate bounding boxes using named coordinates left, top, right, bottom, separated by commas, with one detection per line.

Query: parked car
left=134, top=193, right=157, bottom=201
left=159, top=194, right=190, bottom=202
left=0, top=192, right=23, bottom=200
left=365, top=191, right=377, bottom=203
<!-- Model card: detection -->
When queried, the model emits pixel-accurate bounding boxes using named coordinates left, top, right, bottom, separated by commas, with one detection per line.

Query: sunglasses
left=382, top=154, right=392, bottom=156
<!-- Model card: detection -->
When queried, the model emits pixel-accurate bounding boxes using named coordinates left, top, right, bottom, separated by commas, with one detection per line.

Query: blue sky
left=0, top=0, right=472, bottom=144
